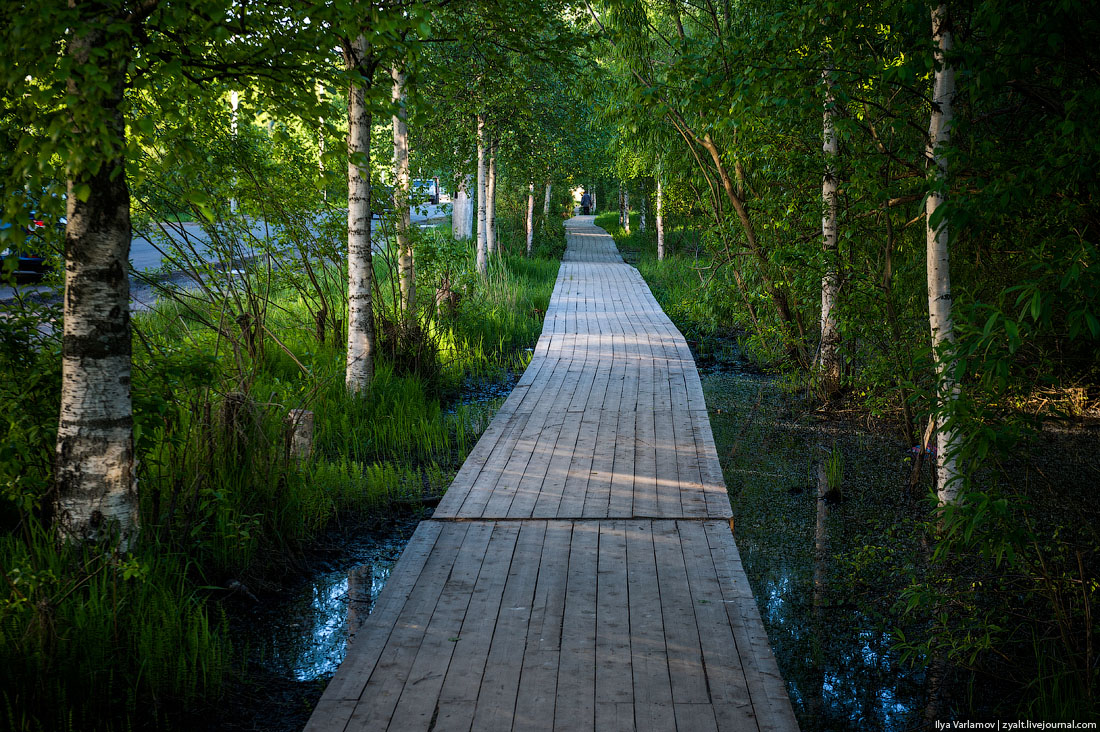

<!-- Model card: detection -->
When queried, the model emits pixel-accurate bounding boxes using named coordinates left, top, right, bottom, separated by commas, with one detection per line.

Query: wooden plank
left=651, top=521, right=709, bottom=704
left=596, top=522, right=633, bottom=705
left=342, top=522, right=471, bottom=730
left=386, top=523, right=494, bottom=732
left=624, top=521, right=673, bottom=709
left=554, top=521, right=599, bottom=732
left=677, top=521, right=753, bottom=710
left=436, top=524, right=521, bottom=705
left=513, top=521, right=572, bottom=731
left=531, top=410, right=583, bottom=518
left=471, top=521, right=548, bottom=732
left=674, top=703, right=720, bottom=732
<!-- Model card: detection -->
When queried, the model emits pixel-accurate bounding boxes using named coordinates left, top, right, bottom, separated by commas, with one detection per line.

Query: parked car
left=0, top=202, right=65, bottom=283
left=411, top=179, right=439, bottom=205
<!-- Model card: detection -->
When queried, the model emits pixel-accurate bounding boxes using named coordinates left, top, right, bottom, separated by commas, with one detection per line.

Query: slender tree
left=486, top=135, right=498, bottom=253
left=392, top=60, right=414, bottom=320
left=54, top=12, right=136, bottom=542
left=526, top=181, right=536, bottom=254
left=345, top=35, right=376, bottom=393
left=543, top=181, right=552, bottom=215
left=656, top=176, right=665, bottom=260
left=476, top=113, right=488, bottom=276
left=819, top=65, right=841, bottom=394
left=925, top=3, right=961, bottom=502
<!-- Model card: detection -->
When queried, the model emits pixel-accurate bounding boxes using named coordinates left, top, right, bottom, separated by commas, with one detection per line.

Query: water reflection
left=239, top=523, right=415, bottom=682
left=704, top=370, right=926, bottom=731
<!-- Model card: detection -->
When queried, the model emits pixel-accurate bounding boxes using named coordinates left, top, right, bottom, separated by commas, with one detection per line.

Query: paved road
left=0, top=201, right=451, bottom=304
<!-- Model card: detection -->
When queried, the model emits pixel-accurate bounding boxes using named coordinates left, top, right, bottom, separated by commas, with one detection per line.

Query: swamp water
left=212, top=360, right=928, bottom=731
left=704, top=365, right=927, bottom=730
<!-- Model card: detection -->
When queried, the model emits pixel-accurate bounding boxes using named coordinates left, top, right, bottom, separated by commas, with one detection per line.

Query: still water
left=703, top=365, right=927, bottom=731
left=234, top=364, right=927, bottom=730
left=239, top=519, right=419, bottom=682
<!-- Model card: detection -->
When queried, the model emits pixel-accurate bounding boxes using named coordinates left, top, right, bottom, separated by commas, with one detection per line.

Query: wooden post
left=286, top=408, right=314, bottom=461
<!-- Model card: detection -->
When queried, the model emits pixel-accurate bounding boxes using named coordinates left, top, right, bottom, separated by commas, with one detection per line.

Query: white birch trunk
left=345, top=36, right=375, bottom=393
left=656, top=178, right=666, bottom=261
left=486, top=137, right=498, bottom=254
left=623, top=187, right=631, bottom=234
left=526, top=181, right=535, bottom=255
left=55, top=27, right=136, bottom=543
left=543, top=181, right=552, bottom=216
left=453, top=173, right=474, bottom=240
left=639, top=182, right=647, bottom=233
left=229, top=91, right=239, bottom=214
left=618, top=182, right=624, bottom=228
left=391, top=63, right=414, bottom=319
left=475, top=115, right=488, bottom=277
left=819, top=66, right=841, bottom=394
left=926, top=4, right=961, bottom=503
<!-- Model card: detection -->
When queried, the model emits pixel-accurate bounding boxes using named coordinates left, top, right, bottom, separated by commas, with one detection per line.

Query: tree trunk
left=639, top=180, right=648, bottom=232
left=453, top=172, right=474, bottom=240
left=526, top=181, right=535, bottom=255
left=475, top=114, right=488, bottom=277
left=656, top=177, right=666, bottom=260
left=55, top=24, right=136, bottom=543
left=618, top=181, right=625, bottom=228
left=819, top=66, right=841, bottom=395
left=926, top=3, right=961, bottom=504
left=486, top=136, right=498, bottom=254
left=543, top=181, right=552, bottom=216
left=623, top=187, right=631, bottom=234
left=392, top=62, right=414, bottom=320
left=345, top=36, right=375, bottom=393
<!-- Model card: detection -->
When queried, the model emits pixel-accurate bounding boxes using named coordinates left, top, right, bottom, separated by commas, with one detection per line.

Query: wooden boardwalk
left=305, top=217, right=798, bottom=732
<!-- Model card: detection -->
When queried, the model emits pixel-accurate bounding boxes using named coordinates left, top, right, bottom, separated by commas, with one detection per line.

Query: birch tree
left=392, top=61, right=414, bottom=320
left=54, top=15, right=136, bottom=543
left=543, top=181, right=552, bottom=215
left=925, top=3, right=961, bottom=502
left=476, top=113, right=489, bottom=276
left=526, top=181, right=536, bottom=254
left=819, top=65, right=841, bottom=395
left=345, top=35, right=376, bottom=393
left=486, top=136, right=498, bottom=253
left=656, top=177, right=665, bottom=260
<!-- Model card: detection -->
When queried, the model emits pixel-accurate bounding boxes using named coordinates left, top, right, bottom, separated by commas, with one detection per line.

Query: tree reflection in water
left=706, top=371, right=926, bottom=731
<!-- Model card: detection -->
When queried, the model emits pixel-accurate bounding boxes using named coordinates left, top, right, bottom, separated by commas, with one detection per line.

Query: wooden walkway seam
left=304, top=216, right=799, bottom=732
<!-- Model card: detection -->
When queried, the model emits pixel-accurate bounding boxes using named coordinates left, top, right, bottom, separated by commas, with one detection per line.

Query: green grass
left=0, top=218, right=562, bottom=730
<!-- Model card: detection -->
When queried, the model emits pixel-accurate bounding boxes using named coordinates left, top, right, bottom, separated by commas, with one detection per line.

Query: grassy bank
left=0, top=218, right=564, bottom=731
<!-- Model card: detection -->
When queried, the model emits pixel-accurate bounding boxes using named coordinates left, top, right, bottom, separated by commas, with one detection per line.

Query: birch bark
left=543, top=181, right=552, bottom=216
left=819, top=66, right=841, bottom=394
left=55, top=24, right=136, bottom=542
left=639, top=181, right=647, bottom=233
left=476, top=114, right=488, bottom=277
left=926, top=3, right=961, bottom=503
left=623, top=187, right=631, bottom=234
left=486, top=137, right=498, bottom=254
left=526, top=181, right=535, bottom=255
left=391, top=62, right=414, bottom=319
left=345, top=36, right=375, bottom=393
left=656, top=178, right=666, bottom=261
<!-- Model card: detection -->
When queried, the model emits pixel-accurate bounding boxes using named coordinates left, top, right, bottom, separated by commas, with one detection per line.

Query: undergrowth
left=0, top=216, right=560, bottom=730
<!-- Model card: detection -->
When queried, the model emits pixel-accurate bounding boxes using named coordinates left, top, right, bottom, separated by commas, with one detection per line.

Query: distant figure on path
left=580, top=190, right=592, bottom=215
